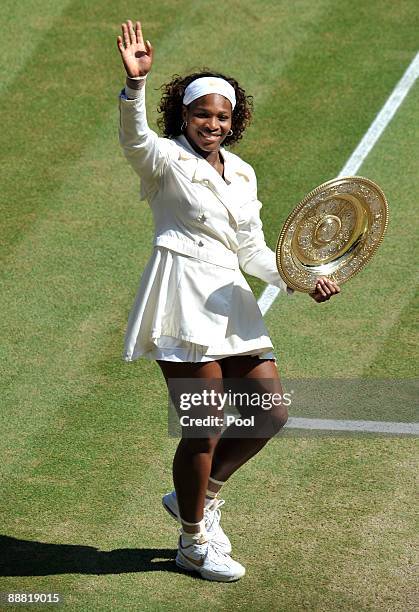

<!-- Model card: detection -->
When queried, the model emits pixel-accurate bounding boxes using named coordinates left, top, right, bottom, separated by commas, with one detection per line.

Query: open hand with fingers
left=116, top=20, right=153, bottom=78
left=309, top=276, right=340, bottom=303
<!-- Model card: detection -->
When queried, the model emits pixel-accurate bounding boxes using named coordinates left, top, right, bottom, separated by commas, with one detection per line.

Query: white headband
left=183, top=77, right=236, bottom=110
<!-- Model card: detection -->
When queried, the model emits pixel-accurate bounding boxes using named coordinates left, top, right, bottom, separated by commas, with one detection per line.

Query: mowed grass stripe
left=1, top=437, right=416, bottom=610
left=145, top=0, right=330, bottom=100
left=365, top=289, right=418, bottom=378
left=212, top=436, right=416, bottom=611
left=0, top=0, right=73, bottom=96
left=358, top=80, right=419, bottom=378
left=0, top=0, right=197, bottom=259
left=1, top=0, right=117, bottom=255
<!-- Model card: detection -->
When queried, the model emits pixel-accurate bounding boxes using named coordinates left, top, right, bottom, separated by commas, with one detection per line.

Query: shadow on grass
left=0, top=535, right=179, bottom=576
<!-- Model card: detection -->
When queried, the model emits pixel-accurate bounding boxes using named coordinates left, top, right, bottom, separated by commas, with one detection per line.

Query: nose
left=205, top=116, right=219, bottom=132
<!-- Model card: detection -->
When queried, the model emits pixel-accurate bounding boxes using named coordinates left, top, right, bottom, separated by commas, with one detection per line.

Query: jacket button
left=197, top=213, right=207, bottom=222
left=197, top=240, right=204, bottom=247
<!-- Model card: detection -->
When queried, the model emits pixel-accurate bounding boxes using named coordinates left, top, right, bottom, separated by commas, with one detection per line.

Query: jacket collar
left=174, top=135, right=240, bottom=225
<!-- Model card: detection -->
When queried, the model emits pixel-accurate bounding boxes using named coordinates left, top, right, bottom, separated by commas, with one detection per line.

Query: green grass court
left=0, top=1, right=418, bottom=609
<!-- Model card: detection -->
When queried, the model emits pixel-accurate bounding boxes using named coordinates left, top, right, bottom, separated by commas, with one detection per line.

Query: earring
left=227, top=129, right=233, bottom=136
left=181, top=121, right=187, bottom=132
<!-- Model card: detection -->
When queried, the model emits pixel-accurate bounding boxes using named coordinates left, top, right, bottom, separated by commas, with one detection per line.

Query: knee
left=268, top=405, right=289, bottom=434
left=181, top=435, right=220, bottom=455
left=252, top=404, right=288, bottom=436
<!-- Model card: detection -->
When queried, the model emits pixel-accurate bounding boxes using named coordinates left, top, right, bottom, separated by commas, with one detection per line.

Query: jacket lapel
left=174, top=136, right=240, bottom=226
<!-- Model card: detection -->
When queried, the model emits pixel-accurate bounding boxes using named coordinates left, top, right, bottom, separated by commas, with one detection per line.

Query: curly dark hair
left=157, top=69, right=253, bottom=147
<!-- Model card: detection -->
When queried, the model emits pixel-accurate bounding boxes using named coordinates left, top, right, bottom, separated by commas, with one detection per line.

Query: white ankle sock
left=180, top=517, right=207, bottom=545
left=206, top=476, right=225, bottom=504
left=205, top=489, right=218, bottom=507
left=208, top=476, right=225, bottom=487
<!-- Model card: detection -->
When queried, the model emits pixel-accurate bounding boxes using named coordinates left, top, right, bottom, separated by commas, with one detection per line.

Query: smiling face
left=182, top=94, right=233, bottom=155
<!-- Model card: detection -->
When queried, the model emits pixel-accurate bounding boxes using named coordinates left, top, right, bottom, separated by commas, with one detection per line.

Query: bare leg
left=157, top=360, right=223, bottom=524
left=157, top=356, right=287, bottom=522
left=210, top=356, right=288, bottom=482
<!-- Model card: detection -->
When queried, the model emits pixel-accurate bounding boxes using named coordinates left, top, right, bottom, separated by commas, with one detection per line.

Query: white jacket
left=119, top=79, right=291, bottom=357
left=119, top=81, right=290, bottom=285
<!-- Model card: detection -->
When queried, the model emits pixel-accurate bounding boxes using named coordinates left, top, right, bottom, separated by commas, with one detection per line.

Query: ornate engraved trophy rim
left=275, top=176, right=389, bottom=292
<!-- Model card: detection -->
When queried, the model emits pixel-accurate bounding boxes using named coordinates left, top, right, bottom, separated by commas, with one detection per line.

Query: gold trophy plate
left=276, top=176, right=389, bottom=292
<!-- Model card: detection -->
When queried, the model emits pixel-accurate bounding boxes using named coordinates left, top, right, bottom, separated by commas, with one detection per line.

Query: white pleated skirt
left=123, top=247, right=276, bottom=363
left=138, top=335, right=275, bottom=362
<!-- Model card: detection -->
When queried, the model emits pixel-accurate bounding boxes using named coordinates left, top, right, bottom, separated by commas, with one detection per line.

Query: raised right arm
left=117, top=20, right=171, bottom=198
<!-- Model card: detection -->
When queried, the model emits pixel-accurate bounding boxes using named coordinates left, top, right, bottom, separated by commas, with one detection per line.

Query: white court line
left=257, top=51, right=419, bottom=317
left=285, top=418, right=419, bottom=435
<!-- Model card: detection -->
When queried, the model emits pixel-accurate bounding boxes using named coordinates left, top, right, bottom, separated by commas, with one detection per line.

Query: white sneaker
left=162, top=491, right=232, bottom=554
left=176, top=535, right=245, bottom=582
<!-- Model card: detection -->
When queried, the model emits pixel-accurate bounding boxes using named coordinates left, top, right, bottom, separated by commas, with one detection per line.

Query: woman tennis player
left=117, top=19, right=340, bottom=582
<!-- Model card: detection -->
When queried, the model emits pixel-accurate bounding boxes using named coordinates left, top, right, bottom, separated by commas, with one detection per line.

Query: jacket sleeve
left=118, top=77, right=173, bottom=200
left=236, top=168, right=294, bottom=296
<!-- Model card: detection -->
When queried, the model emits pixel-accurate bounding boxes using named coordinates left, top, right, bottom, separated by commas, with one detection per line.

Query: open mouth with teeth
left=198, top=131, right=222, bottom=139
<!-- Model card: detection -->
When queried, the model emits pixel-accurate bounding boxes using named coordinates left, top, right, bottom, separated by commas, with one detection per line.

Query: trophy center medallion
left=314, top=214, right=342, bottom=244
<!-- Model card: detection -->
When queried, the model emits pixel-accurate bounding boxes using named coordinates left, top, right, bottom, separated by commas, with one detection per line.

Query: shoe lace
left=204, top=497, right=225, bottom=531
left=206, top=539, right=231, bottom=563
